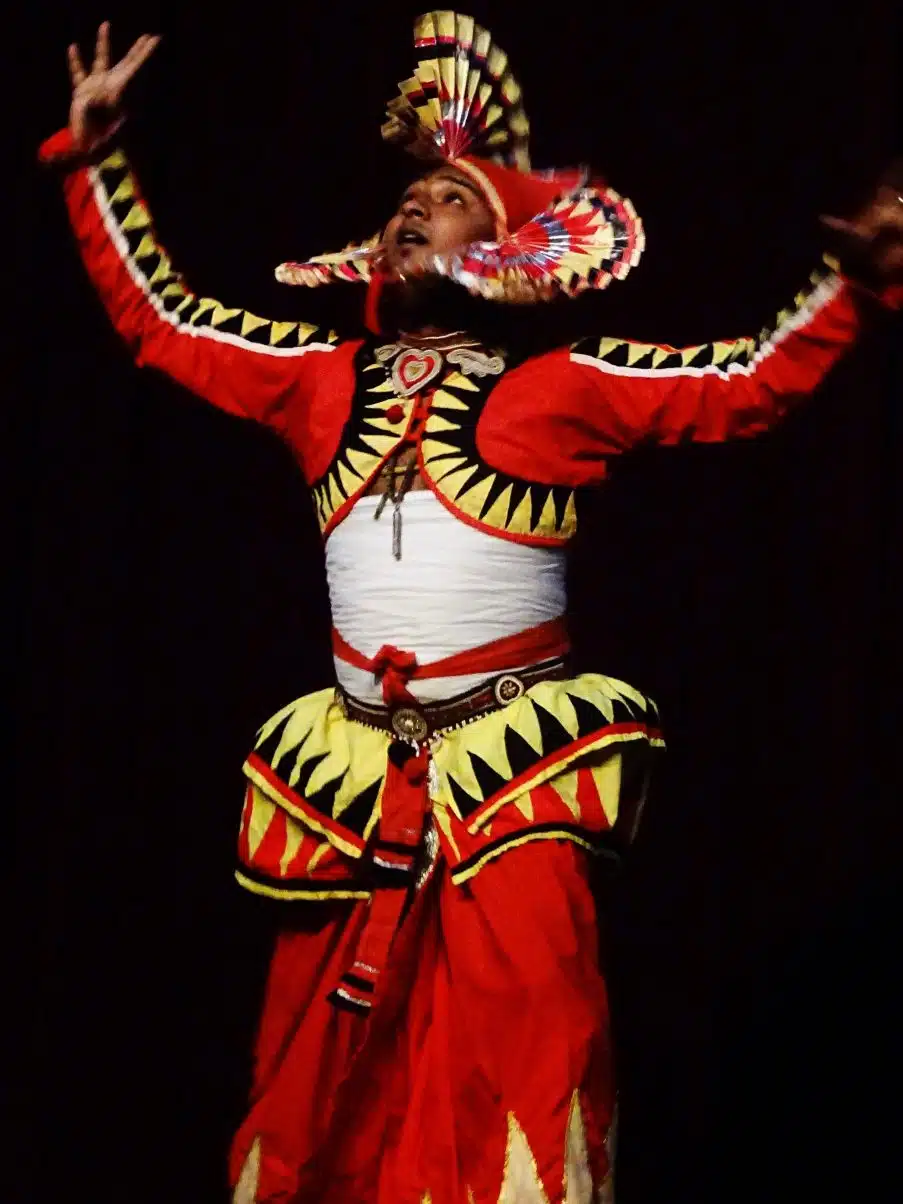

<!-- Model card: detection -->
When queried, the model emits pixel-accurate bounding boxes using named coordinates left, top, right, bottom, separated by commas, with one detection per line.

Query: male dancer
left=42, top=15, right=903, bottom=1204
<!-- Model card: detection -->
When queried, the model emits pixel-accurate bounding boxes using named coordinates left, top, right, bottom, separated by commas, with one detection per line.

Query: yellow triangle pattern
left=451, top=470, right=496, bottom=515
left=425, top=414, right=464, bottom=434
left=579, top=267, right=832, bottom=376
left=550, top=771, right=581, bottom=821
left=95, top=150, right=339, bottom=368
left=120, top=200, right=150, bottom=231
left=407, top=1093, right=609, bottom=1203
left=430, top=673, right=659, bottom=832
left=133, top=233, right=157, bottom=259
left=232, top=1137, right=261, bottom=1204
left=248, top=670, right=659, bottom=873
left=437, top=373, right=480, bottom=394
left=240, top=311, right=270, bottom=337
left=210, top=304, right=243, bottom=327
left=108, top=174, right=135, bottom=204
left=359, top=433, right=399, bottom=456
left=563, top=1092, right=593, bottom=1204
left=590, top=756, right=622, bottom=827
left=507, top=489, right=538, bottom=537
left=247, top=790, right=277, bottom=860
left=482, top=482, right=515, bottom=529
left=430, top=390, right=472, bottom=411
left=278, top=821, right=305, bottom=877
left=419, top=375, right=576, bottom=544
left=268, top=320, right=297, bottom=346
left=336, top=460, right=363, bottom=497
left=513, top=792, right=534, bottom=820
left=498, top=1115, right=551, bottom=1204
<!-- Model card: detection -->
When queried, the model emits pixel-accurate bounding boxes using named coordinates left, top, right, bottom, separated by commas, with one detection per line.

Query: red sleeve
left=40, top=128, right=339, bottom=434
left=568, top=265, right=900, bottom=452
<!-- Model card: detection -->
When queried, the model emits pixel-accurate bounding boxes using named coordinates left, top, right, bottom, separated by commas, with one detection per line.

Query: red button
left=386, top=403, right=405, bottom=424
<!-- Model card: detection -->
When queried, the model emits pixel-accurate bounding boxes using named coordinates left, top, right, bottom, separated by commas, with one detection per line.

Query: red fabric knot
left=403, top=752, right=429, bottom=786
left=385, top=403, right=406, bottom=424
left=371, top=644, right=419, bottom=705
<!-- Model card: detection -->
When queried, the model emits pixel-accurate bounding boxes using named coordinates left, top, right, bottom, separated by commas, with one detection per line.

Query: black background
left=9, top=2, right=902, bottom=1202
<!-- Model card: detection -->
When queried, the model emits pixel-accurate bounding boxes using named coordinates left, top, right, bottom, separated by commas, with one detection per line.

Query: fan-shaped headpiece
left=276, top=11, right=644, bottom=304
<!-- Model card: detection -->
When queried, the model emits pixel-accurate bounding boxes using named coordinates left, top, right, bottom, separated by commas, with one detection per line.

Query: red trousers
left=229, top=841, right=616, bottom=1203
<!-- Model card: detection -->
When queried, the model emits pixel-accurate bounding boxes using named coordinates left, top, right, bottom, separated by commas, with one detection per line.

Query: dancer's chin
left=378, top=272, right=467, bottom=332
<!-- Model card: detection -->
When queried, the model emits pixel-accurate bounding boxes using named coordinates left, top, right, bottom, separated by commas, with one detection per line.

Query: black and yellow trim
left=432, top=676, right=662, bottom=826
left=248, top=688, right=389, bottom=849
left=570, top=265, right=836, bottom=375
left=310, top=340, right=582, bottom=546
left=419, top=369, right=577, bottom=544
left=92, top=149, right=339, bottom=353
left=311, top=343, right=413, bottom=534
left=241, top=676, right=662, bottom=888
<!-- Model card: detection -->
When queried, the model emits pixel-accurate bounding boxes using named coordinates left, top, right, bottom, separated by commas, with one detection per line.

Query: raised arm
left=569, top=190, right=903, bottom=452
left=40, top=25, right=338, bottom=434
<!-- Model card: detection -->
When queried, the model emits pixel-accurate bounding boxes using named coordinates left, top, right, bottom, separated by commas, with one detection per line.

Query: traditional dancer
left=41, top=14, right=903, bottom=1204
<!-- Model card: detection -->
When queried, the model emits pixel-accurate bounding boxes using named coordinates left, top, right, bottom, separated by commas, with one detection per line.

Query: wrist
left=38, top=116, right=126, bottom=169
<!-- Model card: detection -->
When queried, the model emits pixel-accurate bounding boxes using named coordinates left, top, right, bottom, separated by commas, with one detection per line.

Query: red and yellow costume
left=40, top=11, right=900, bottom=1203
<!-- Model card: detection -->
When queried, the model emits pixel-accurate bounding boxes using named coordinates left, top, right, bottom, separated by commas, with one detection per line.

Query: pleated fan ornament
left=276, top=10, right=644, bottom=305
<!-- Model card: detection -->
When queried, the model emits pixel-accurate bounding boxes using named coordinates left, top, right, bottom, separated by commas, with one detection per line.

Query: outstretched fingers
left=114, top=33, right=161, bottom=84
left=819, top=214, right=861, bottom=237
left=93, top=20, right=111, bottom=73
left=67, top=42, right=86, bottom=87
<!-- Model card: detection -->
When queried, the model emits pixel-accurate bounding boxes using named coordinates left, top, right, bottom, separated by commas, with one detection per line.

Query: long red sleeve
left=568, top=267, right=898, bottom=452
left=40, top=128, right=338, bottom=436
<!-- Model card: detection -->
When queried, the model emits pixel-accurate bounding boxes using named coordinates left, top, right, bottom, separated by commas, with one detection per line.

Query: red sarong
left=229, top=840, right=616, bottom=1203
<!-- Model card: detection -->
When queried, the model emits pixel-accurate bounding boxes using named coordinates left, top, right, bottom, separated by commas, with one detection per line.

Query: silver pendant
left=416, top=818, right=440, bottom=891
left=392, top=501, right=402, bottom=560
left=373, top=490, right=391, bottom=521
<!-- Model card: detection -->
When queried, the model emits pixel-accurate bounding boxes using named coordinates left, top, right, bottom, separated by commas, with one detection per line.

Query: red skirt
left=229, top=840, right=616, bottom=1204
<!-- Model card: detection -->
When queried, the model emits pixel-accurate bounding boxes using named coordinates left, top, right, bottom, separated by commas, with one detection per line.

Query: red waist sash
left=331, top=615, right=571, bottom=706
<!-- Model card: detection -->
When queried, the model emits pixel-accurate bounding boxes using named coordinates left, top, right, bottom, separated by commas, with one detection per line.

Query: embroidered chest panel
left=310, top=341, right=578, bottom=546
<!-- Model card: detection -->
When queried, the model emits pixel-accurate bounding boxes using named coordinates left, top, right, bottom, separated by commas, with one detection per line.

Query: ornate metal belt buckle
left=391, top=706, right=429, bottom=743
left=493, top=673, right=526, bottom=707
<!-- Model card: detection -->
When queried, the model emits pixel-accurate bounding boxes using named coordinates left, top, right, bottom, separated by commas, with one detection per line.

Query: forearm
left=572, top=263, right=900, bottom=449
left=41, top=128, right=337, bottom=427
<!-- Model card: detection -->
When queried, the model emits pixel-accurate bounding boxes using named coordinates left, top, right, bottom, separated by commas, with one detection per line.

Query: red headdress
left=276, top=10, right=644, bottom=307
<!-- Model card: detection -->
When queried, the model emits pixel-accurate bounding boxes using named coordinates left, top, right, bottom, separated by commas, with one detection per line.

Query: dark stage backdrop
left=10, top=3, right=902, bottom=1202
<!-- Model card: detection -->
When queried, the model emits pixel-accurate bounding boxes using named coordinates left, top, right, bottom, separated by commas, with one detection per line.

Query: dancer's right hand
left=68, top=21, right=160, bottom=151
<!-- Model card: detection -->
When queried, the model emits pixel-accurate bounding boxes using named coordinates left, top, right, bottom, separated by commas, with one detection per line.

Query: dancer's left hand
left=821, top=165, right=903, bottom=285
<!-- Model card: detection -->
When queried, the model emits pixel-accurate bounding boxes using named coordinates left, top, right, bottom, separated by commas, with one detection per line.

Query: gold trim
left=243, top=760, right=365, bottom=860
left=234, top=870, right=371, bottom=902
left=450, top=829, right=597, bottom=887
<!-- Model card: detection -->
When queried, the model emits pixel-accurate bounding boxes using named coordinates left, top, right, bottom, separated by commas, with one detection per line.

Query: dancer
left=41, top=14, right=903, bottom=1203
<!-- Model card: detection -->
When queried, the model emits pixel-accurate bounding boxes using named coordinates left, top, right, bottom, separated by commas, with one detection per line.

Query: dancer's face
left=382, top=168, right=497, bottom=277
